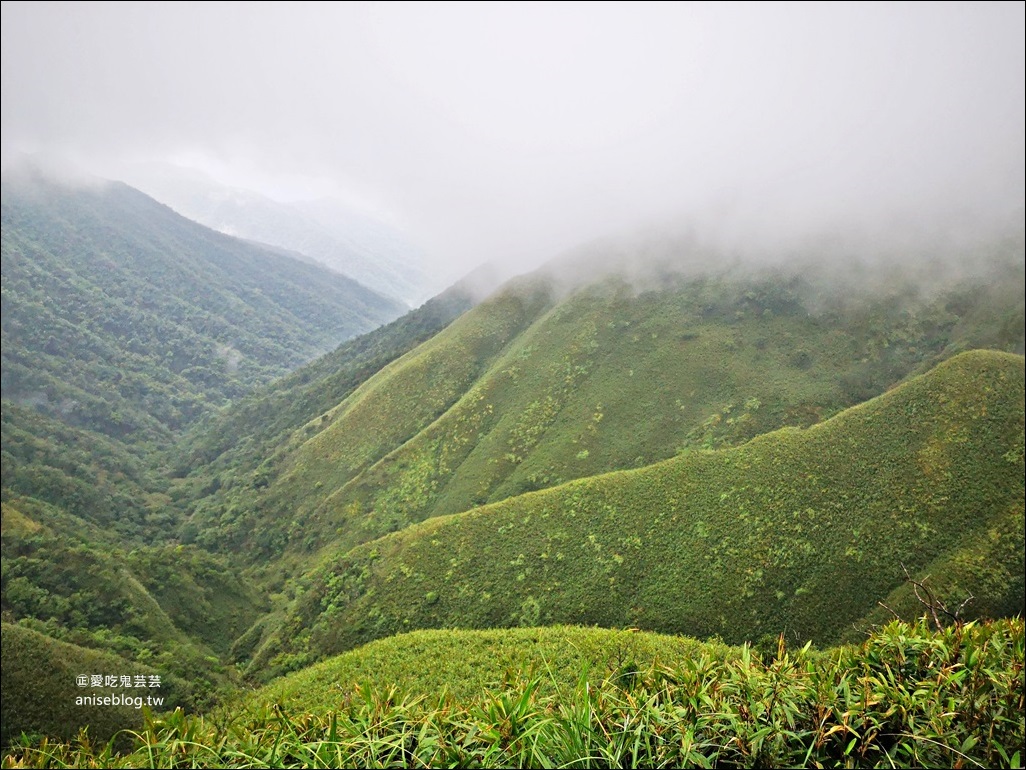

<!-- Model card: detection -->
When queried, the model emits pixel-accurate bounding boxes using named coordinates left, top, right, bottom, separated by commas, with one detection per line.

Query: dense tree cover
left=1, top=167, right=404, bottom=447
left=1, top=406, right=160, bottom=541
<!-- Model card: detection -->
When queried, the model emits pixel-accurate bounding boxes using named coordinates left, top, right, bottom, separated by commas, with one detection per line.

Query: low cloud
left=3, top=3, right=1022, bottom=280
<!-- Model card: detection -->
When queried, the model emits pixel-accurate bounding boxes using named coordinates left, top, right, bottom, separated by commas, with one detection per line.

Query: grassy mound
left=248, top=626, right=735, bottom=714
left=5, top=619, right=1022, bottom=768
left=0, top=624, right=163, bottom=746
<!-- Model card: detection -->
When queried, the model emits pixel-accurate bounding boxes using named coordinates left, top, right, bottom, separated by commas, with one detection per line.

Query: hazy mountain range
left=120, top=162, right=441, bottom=307
left=1, top=166, right=1022, bottom=760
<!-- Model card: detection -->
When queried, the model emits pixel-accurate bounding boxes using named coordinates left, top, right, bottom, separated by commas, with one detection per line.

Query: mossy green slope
left=182, top=276, right=552, bottom=557
left=171, top=277, right=479, bottom=481
left=207, top=259, right=1023, bottom=569
left=249, top=626, right=735, bottom=714
left=7, top=619, right=1022, bottom=769
left=1, top=499, right=266, bottom=708
left=0, top=623, right=164, bottom=746
left=257, top=350, right=1023, bottom=673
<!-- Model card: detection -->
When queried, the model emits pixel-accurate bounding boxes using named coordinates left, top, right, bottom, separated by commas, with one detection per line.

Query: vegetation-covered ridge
left=253, top=350, right=1024, bottom=674
left=4, top=619, right=1022, bottom=769
left=1, top=165, right=405, bottom=447
left=2, top=177, right=1023, bottom=764
left=1, top=164, right=409, bottom=728
left=1, top=497, right=267, bottom=705
left=124, top=163, right=437, bottom=306
left=0, top=623, right=167, bottom=748
left=166, top=272, right=483, bottom=554
left=187, top=251, right=1024, bottom=567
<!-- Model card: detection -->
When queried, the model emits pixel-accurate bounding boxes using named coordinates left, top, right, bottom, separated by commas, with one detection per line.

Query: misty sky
left=2, top=2, right=1023, bottom=279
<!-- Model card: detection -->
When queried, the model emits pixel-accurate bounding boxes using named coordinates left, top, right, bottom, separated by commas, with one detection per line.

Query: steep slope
left=193, top=249, right=1024, bottom=564
left=1, top=498, right=267, bottom=708
left=0, top=623, right=164, bottom=746
left=167, top=271, right=484, bottom=496
left=0, top=164, right=404, bottom=713
left=1, top=164, right=406, bottom=446
left=123, top=162, right=437, bottom=305
left=253, top=351, right=1024, bottom=673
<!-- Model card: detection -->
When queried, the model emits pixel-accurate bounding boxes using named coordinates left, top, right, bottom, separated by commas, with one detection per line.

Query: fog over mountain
left=116, top=162, right=438, bottom=306
left=2, top=3, right=1022, bottom=280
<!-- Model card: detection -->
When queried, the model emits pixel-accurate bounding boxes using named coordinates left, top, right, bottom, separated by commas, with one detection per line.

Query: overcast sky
left=2, top=2, right=1023, bottom=278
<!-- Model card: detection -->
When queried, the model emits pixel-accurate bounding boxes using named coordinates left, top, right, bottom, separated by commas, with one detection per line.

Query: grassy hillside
left=0, top=623, right=167, bottom=747
left=166, top=275, right=487, bottom=555
left=191, top=252, right=1024, bottom=568
left=186, top=275, right=558, bottom=557
left=250, top=626, right=736, bottom=713
left=2, top=177, right=1022, bottom=763
left=0, top=500, right=266, bottom=708
left=6, top=619, right=1022, bottom=768
left=252, top=350, right=1023, bottom=673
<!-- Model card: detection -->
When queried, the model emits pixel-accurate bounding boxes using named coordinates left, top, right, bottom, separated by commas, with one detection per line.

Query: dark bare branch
left=898, top=562, right=973, bottom=630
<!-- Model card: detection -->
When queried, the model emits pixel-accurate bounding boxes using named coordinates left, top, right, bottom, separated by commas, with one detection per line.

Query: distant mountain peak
left=117, top=161, right=440, bottom=306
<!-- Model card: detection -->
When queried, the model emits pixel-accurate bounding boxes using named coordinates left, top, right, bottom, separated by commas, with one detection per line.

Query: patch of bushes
left=5, top=619, right=1022, bottom=768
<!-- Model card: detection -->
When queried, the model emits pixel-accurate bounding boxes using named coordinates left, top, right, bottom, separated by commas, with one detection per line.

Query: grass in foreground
left=4, top=618, right=1023, bottom=769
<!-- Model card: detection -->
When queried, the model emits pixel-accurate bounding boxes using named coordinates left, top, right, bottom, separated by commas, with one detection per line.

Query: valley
left=1, top=167, right=1023, bottom=766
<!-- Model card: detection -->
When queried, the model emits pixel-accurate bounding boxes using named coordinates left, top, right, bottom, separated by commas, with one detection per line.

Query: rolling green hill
left=250, top=350, right=1024, bottom=675
left=2, top=172, right=1024, bottom=762
left=187, top=248, right=1024, bottom=570
left=251, top=625, right=735, bottom=713
left=0, top=622, right=168, bottom=746
left=165, top=271, right=488, bottom=553
left=7, top=619, right=1022, bottom=768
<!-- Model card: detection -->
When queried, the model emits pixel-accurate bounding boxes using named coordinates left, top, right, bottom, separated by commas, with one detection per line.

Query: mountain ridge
left=246, top=349, right=1024, bottom=675
left=119, top=161, right=438, bottom=305
left=1, top=175, right=1023, bottom=755
left=2, top=164, right=406, bottom=444
left=183, top=247, right=1023, bottom=571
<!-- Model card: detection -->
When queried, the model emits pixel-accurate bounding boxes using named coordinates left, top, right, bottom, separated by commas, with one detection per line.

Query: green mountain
left=182, top=244, right=1024, bottom=572
left=2, top=179, right=1023, bottom=760
left=247, top=349, right=1024, bottom=674
left=0, top=623, right=162, bottom=746
left=1, top=164, right=406, bottom=447
left=122, top=161, right=439, bottom=306
left=0, top=164, right=406, bottom=719
left=169, top=270, right=489, bottom=493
